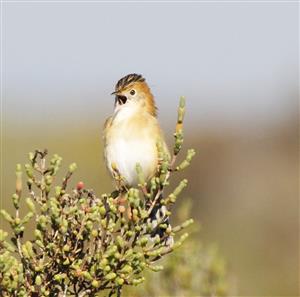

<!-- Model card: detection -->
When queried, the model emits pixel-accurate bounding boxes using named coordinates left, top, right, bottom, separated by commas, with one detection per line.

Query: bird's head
left=112, top=73, right=157, bottom=116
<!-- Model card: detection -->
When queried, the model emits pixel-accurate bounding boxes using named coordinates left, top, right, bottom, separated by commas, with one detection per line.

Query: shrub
left=127, top=200, right=229, bottom=296
left=0, top=98, right=197, bottom=296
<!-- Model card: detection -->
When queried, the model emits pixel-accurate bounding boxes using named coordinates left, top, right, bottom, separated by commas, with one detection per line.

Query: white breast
left=104, top=104, right=158, bottom=186
left=105, top=137, right=157, bottom=186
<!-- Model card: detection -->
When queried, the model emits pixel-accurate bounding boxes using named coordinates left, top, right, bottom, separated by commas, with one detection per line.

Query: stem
left=147, top=154, right=177, bottom=216
left=62, top=171, right=73, bottom=191
left=78, top=289, right=91, bottom=297
left=117, top=286, right=122, bottom=297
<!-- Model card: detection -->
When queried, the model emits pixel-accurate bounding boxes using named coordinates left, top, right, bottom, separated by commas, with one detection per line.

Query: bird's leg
left=157, top=157, right=164, bottom=172
left=111, top=162, right=128, bottom=191
left=116, top=193, right=127, bottom=214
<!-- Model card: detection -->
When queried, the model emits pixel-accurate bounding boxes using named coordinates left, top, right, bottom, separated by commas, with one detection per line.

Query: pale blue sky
left=2, top=2, right=298, bottom=132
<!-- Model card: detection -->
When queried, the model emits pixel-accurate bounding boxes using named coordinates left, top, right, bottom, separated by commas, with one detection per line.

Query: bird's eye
left=130, top=89, right=136, bottom=96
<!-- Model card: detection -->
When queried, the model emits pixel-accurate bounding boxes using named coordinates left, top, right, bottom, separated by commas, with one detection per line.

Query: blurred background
left=1, top=2, right=298, bottom=296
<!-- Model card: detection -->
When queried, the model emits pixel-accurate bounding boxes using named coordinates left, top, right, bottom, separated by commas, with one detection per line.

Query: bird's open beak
left=111, top=90, right=127, bottom=104
left=116, top=95, right=127, bottom=105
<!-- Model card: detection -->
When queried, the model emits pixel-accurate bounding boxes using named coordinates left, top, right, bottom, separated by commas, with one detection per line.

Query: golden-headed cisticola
left=103, top=73, right=169, bottom=187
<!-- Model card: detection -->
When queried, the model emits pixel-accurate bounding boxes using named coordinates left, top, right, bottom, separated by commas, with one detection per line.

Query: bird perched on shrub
left=103, top=73, right=172, bottom=245
left=103, top=73, right=169, bottom=187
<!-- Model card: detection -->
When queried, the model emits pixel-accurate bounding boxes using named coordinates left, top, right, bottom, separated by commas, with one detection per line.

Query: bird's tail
left=147, top=204, right=174, bottom=247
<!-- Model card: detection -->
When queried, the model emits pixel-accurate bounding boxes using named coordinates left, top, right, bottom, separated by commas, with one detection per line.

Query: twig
left=78, top=289, right=91, bottom=297
left=147, top=154, right=177, bottom=216
left=62, top=171, right=73, bottom=191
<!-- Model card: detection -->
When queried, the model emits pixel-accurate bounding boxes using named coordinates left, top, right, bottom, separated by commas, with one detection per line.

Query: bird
left=103, top=73, right=169, bottom=188
left=103, top=73, right=173, bottom=246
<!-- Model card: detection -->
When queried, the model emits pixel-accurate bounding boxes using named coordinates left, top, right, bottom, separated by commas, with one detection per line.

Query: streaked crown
left=114, top=73, right=145, bottom=93
left=113, top=73, right=157, bottom=117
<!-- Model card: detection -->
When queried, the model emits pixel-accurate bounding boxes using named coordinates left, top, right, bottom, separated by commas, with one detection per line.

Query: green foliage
left=0, top=98, right=201, bottom=296
left=125, top=202, right=229, bottom=297
left=130, top=239, right=228, bottom=297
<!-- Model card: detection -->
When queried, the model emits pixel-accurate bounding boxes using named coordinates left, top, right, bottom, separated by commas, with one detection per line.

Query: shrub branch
left=0, top=97, right=195, bottom=297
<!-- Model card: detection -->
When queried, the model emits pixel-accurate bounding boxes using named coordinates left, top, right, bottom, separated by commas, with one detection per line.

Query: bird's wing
left=103, top=116, right=112, bottom=136
left=103, top=116, right=113, bottom=154
left=104, top=116, right=112, bottom=130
